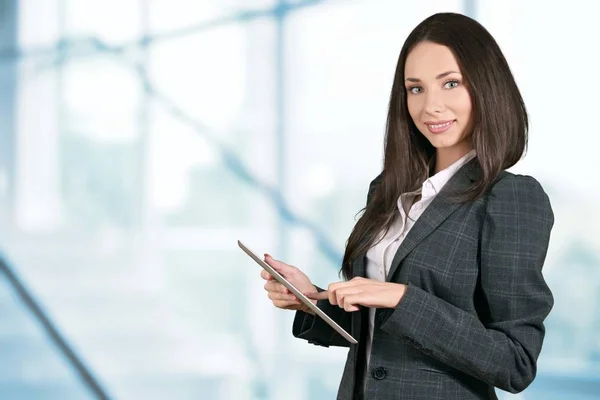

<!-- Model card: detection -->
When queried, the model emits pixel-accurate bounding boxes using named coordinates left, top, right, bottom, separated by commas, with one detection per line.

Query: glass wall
left=0, top=0, right=598, bottom=399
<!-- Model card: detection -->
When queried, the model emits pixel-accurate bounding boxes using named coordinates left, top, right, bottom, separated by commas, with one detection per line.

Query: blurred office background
left=0, top=0, right=598, bottom=399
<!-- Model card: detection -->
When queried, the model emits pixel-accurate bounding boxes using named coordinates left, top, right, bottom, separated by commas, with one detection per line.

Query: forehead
left=404, top=41, right=460, bottom=77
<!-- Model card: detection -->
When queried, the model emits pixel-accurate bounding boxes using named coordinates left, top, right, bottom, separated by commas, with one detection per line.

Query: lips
left=425, top=120, right=455, bottom=134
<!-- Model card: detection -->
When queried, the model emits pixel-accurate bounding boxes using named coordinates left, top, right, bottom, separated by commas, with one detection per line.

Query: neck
left=434, top=142, right=473, bottom=173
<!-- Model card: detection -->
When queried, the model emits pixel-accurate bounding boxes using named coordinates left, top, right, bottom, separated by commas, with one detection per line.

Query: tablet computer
left=238, top=240, right=358, bottom=345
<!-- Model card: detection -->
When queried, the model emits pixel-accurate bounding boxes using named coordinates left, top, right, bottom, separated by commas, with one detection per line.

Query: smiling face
left=404, top=41, right=474, bottom=166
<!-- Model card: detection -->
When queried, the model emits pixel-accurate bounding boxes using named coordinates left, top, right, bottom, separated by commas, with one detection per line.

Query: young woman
left=260, top=12, right=554, bottom=400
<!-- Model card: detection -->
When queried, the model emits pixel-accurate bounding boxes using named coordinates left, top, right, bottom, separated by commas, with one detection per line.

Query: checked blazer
left=292, top=158, right=554, bottom=400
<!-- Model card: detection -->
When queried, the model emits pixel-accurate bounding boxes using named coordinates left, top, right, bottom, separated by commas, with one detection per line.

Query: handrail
left=0, top=254, right=112, bottom=400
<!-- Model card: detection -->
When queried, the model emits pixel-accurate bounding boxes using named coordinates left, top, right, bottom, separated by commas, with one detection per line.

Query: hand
left=260, top=254, right=317, bottom=315
left=306, top=277, right=407, bottom=312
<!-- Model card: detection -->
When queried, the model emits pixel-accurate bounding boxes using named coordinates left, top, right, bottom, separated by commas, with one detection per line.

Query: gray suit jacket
left=292, top=159, right=554, bottom=400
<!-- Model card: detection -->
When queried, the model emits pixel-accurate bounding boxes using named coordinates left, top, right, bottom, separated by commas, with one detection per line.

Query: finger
left=264, top=254, right=296, bottom=277
left=336, top=287, right=362, bottom=310
left=331, top=278, right=366, bottom=290
left=265, top=272, right=275, bottom=281
left=264, top=281, right=288, bottom=293
left=304, top=291, right=329, bottom=301
left=329, top=288, right=337, bottom=306
left=273, top=299, right=302, bottom=309
left=268, top=291, right=298, bottom=302
left=327, top=280, right=353, bottom=294
left=260, top=270, right=274, bottom=281
left=261, top=272, right=290, bottom=293
left=327, top=282, right=346, bottom=306
left=341, top=294, right=361, bottom=312
left=328, top=278, right=372, bottom=305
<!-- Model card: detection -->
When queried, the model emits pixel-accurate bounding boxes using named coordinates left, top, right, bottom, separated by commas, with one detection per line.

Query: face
left=404, top=41, right=473, bottom=158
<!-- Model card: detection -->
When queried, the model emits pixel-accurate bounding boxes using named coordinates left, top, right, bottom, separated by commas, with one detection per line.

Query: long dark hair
left=341, top=12, right=528, bottom=279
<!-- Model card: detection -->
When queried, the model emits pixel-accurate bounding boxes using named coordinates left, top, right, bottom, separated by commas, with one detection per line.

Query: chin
left=424, top=130, right=468, bottom=150
left=426, top=137, right=462, bottom=149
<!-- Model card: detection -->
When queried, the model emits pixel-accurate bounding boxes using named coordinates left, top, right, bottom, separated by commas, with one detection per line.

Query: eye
left=444, top=80, right=459, bottom=89
left=407, top=86, right=422, bottom=94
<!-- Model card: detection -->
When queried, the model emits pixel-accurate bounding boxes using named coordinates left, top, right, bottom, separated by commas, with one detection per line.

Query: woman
left=260, top=12, right=554, bottom=400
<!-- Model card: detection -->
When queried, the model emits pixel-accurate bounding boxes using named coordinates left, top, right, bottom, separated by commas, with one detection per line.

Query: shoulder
left=369, top=172, right=383, bottom=191
left=489, top=171, right=549, bottom=201
left=486, top=171, right=554, bottom=224
left=366, top=173, right=384, bottom=203
left=369, top=173, right=384, bottom=188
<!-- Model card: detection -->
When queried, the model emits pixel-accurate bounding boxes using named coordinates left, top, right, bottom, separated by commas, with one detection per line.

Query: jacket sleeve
left=380, top=174, right=555, bottom=393
left=292, top=286, right=353, bottom=348
left=293, top=173, right=383, bottom=347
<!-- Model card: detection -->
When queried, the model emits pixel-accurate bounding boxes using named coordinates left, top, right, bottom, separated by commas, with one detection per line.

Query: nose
left=424, top=91, right=444, bottom=115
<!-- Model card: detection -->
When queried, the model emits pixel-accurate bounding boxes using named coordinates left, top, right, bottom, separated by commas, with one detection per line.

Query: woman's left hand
left=305, top=277, right=407, bottom=312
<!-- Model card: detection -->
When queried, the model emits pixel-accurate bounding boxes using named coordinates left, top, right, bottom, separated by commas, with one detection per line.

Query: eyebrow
left=405, top=70, right=461, bottom=82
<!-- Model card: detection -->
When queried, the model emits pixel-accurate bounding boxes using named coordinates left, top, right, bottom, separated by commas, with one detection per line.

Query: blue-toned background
left=0, top=0, right=598, bottom=399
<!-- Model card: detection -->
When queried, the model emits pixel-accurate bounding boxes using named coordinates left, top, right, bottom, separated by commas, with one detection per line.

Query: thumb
left=304, top=291, right=329, bottom=301
left=264, top=254, right=294, bottom=276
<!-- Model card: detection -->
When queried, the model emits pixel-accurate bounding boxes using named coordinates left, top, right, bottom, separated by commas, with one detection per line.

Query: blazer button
left=372, top=367, right=387, bottom=380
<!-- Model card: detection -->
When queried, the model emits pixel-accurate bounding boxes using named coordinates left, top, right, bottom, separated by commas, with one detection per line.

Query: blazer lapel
left=385, top=159, right=479, bottom=281
left=351, top=254, right=366, bottom=278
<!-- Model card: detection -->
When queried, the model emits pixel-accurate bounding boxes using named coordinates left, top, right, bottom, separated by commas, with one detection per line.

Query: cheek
left=455, top=90, right=473, bottom=119
left=406, top=97, right=422, bottom=123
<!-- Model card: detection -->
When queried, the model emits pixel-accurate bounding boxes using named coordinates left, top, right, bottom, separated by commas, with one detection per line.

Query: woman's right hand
left=261, top=254, right=317, bottom=315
